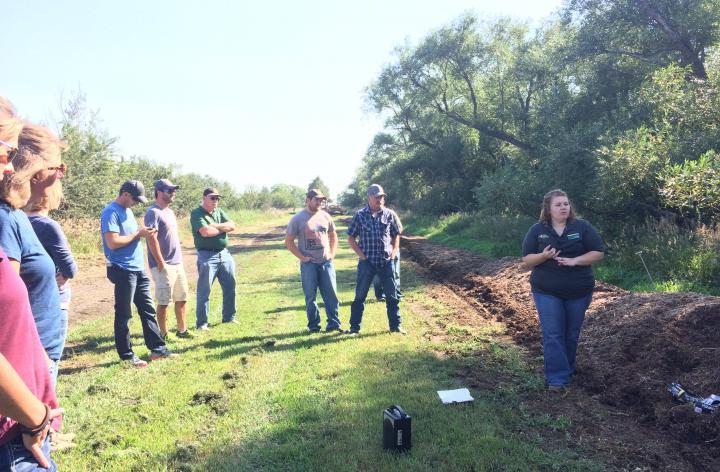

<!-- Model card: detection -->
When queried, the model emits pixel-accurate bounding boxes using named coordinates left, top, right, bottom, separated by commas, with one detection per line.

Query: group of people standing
left=285, top=184, right=406, bottom=335
left=0, top=93, right=605, bottom=470
left=101, top=181, right=238, bottom=367
left=0, top=97, right=69, bottom=470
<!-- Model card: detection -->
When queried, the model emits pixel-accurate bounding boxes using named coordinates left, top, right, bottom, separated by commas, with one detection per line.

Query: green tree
left=307, top=177, right=330, bottom=198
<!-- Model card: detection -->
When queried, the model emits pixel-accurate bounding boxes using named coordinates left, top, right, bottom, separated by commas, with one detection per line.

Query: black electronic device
left=383, top=405, right=412, bottom=451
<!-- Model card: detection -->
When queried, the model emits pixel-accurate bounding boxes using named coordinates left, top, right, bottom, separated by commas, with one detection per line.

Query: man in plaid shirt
left=347, top=184, right=406, bottom=335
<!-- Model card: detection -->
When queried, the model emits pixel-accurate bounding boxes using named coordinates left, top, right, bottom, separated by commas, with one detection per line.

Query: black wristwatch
left=19, top=404, right=52, bottom=437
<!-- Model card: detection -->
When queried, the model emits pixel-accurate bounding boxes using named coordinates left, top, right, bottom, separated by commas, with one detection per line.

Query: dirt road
left=68, top=226, right=287, bottom=329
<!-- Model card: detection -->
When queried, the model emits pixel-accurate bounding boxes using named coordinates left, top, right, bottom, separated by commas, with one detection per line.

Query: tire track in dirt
left=402, top=234, right=720, bottom=471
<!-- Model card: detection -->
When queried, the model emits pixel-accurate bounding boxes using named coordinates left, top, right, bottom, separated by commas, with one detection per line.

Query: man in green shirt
left=190, top=187, right=237, bottom=330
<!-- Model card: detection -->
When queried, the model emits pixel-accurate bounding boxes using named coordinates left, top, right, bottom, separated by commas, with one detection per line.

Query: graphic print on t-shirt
left=303, top=224, right=328, bottom=251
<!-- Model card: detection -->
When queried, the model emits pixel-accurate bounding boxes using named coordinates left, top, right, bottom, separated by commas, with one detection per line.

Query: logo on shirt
left=567, top=232, right=581, bottom=241
left=538, top=234, right=550, bottom=239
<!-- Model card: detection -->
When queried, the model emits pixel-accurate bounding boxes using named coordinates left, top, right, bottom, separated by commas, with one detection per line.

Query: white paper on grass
left=437, top=388, right=474, bottom=404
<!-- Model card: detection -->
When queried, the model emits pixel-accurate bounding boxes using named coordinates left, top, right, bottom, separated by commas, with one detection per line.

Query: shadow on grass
left=263, top=300, right=353, bottom=315
left=172, top=346, right=595, bottom=471
left=191, top=330, right=385, bottom=361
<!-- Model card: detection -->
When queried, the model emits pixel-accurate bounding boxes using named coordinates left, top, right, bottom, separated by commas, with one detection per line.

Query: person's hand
left=157, top=261, right=166, bottom=272
left=21, top=407, right=64, bottom=469
left=541, top=245, right=559, bottom=260
left=138, top=226, right=157, bottom=239
left=554, top=256, right=578, bottom=267
left=55, top=273, right=68, bottom=289
left=300, top=255, right=312, bottom=263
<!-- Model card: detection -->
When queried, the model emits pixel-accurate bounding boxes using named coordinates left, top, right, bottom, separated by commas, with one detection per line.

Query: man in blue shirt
left=347, top=184, right=405, bottom=335
left=101, top=180, right=174, bottom=367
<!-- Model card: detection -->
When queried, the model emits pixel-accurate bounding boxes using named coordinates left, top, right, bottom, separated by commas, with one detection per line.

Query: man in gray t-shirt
left=285, top=189, right=343, bottom=333
left=144, top=179, right=193, bottom=339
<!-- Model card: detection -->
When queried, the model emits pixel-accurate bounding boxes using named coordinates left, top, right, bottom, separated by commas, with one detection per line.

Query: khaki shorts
left=150, top=263, right=189, bottom=305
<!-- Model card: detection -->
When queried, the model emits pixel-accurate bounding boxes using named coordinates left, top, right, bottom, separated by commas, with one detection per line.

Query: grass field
left=55, top=213, right=602, bottom=471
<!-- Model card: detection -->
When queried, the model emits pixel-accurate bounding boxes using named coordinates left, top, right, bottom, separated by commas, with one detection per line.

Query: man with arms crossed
left=144, top=179, right=193, bottom=339
left=285, top=189, right=343, bottom=333
left=347, top=184, right=405, bottom=335
left=191, top=187, right=237, bottom=330
left=101, top=180, right=174, bottom=367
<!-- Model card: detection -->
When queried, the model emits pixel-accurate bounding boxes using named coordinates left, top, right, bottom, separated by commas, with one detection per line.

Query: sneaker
left=160, top=332, right=169, bottom=340
left=308, top=328, right=321, bottom=334
left=390, top=327, right=408, bottom=335
left=126, top=356, right=148, bottom=368
left=222, top=319, right=240, bottom=325
left=346, top=330, right=359, bottom=337
left=376, top=297, right=386, bottom=302
left=150, top=349, right=178, bottom=361
left=197, top=324, right=210, bottom=331
left=176, top=329, right=196, bottom=338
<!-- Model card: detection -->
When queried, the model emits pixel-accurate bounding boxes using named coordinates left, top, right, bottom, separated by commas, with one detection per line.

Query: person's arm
left=44, top=221, right=77, bottom=281
left=390, top=233, right=400, bottom=260
left=104, top=227, right=156, bottom=251
left=285, top=234, right=311, bottom=262
left=328, top=230, right=338, bottom=259
left=146, top=232, right=165, bottom=272
left=554, top=251, right=604, bottom=267
left=522, top=245, right=559, bottom=269
left=347, top=235, right=366, bottom=260
left=0, top=354, right=64, bottom=469
left=195, top=211, right=234, bottom=238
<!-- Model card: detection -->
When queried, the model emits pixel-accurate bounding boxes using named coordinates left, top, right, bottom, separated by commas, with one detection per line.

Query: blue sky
left=4, top=0, right=562, bottom=198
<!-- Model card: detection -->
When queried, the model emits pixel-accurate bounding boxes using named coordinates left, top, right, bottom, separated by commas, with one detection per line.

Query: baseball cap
left=367, top=184, right=386, bottom=197
left=154, top=178, right=180, bottom=193
left=307, top=188, right=327, bottom=199
left=203, top=187, right=222, bottom=197
left=120, top=180, right=148, bottom=203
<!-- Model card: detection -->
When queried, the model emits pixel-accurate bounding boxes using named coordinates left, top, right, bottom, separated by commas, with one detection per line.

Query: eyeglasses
left=0, top=139, right=18, bottom=163
left=209, top=196, right=221, bottom=201
left=47, top=163, right=68, bottom=173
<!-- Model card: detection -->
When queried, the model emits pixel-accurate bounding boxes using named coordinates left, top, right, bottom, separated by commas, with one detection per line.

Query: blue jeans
left=532, top=291, right=593, bottom=386
left=373, top=254, right=401, bottom=300
left=300, top=261, right=341, bottom=331
left=106, top=265, right=167, bottom=360
left=50, top=286, right=71, bottom=388
left=0, top=434, right=56, bottom=471
left=350, top=259, right=401, bottom=332
left=196, top=249, right=237, bottom=327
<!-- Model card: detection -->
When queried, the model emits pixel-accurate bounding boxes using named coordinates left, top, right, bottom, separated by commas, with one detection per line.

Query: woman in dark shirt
left=522, top=189, right=604, bottom=394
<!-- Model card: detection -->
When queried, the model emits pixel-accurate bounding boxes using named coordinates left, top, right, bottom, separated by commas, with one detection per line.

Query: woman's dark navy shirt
left=521, top=219, right=604, bottom=299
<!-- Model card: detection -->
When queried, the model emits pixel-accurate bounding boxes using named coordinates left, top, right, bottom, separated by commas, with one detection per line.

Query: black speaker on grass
left=383, top=405, right=411, bottom=451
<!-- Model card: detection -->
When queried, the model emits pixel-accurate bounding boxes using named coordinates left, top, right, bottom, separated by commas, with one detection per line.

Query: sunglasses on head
left=0, top=139, right=18, bottom=163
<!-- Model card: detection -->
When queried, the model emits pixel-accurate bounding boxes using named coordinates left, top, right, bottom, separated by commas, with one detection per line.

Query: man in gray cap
left=144, top=179, right=193, bottom=339
left=190, top=187, right=237, bottom=329
left=347, top=183, right=405, bottom=335
left=101, top=180, right=175, bottom=367
left=285, top=188, right=343, bottom=333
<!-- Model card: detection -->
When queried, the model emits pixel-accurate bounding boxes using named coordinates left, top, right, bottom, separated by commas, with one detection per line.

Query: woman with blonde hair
left=521, top=189, right=604, bottom=396
left=22, top=124, right=77, bottom=388
left=0, top=97, right=62, bottom=471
